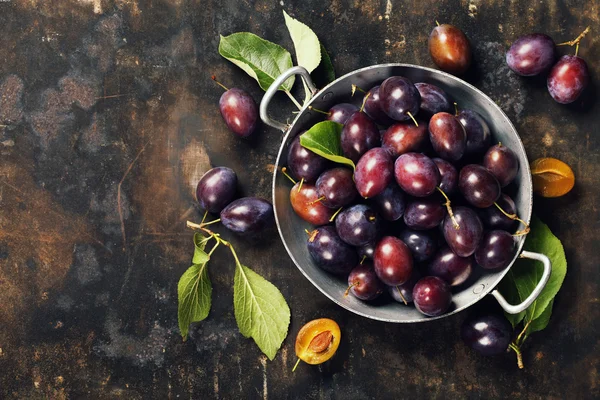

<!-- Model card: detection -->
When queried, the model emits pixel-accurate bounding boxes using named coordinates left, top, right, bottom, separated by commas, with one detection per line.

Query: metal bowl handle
left=259, top=66, right=318, bottom=132
left=490, top=250, right=552, bottom=314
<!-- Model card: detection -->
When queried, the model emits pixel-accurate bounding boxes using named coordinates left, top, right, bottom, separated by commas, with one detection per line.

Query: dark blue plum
left=220, top=197, right=274, bottom=235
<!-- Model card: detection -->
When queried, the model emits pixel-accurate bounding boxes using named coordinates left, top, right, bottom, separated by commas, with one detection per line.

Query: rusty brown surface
left=0, top=0, right=598, bottom=398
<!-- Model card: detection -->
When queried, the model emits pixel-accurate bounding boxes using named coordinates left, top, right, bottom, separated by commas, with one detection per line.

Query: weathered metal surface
left=0, top=0, right=598, bottom=399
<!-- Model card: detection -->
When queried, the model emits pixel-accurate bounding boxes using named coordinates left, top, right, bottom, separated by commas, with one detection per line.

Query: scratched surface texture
left=0, top=0, right=598, bottom=399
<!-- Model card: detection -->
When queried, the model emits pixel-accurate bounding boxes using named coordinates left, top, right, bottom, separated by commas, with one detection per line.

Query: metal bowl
left=260, top=64, right=551, bottom=323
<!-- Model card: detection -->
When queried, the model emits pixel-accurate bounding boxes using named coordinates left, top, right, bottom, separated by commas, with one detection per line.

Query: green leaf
left=219, top=33, right=294, bottom=92
left=498, top=269, right=526, bottom=328
left=283, top=10, right=321, bottom=106
left=511, top=215, right=567, bottom=322
left=528, top=299, right=553, bottom=335
left=192, top=233, right=210, bottom=264
left=178, top=262, right=212, bottom=340
left=312, top=43, right=335, bottom=86
left=283, top=10, right=321, bottom=73
left=233, top=263, right=291, bottom=360
left=300, top=121, right=355, bottom=169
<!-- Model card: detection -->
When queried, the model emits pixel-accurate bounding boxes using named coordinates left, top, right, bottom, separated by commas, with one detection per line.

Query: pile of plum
left=285, top=75, right=524, bottom=317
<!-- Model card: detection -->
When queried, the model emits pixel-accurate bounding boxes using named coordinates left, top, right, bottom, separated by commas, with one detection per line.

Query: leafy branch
left=498, top=216, right=566, bottom=369
left=178, top=221, right=290, bottom=361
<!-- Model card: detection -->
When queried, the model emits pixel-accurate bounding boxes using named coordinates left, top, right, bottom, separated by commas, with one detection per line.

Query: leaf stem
left=493, top=202, right=530, bottom=236
left=292, top=358, right=301, bottom=372
left=516, top=319, right=532, bottom=346
left=509, top=343, right=524, bottom=369
left=206, top=241, right=220, bottom=257
left=285, top=90, right=303, bottom=111
left=436, top=187, right=459, bottom=229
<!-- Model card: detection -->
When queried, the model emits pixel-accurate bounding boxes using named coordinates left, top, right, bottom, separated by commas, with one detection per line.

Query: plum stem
left=493, top=202, right=530, bottom=236
left=292, top=358, right=301, bottom=372
left=308, top=106, right=331, bottom=116
left=309, top=196, right=325, bottom=205
left=406, top=111, right=419, bottom=127
left=211, top=75, right=229, bottom=91
left=360, top=255, right=367, bottom=265
left=285, top=90, right=303, bottom=110
left=281, top=167, right=297, bottom=185
left=329, top=206, right=343, bottom=222
left=201, top=210, right=208, bottom=224
left=395, top=286, right=408, bottom=305
left=308, top=229, right=319, bottom=242
left=436, top=187, right=459, bottom=229
left=557, top=26, right=591, bottom=47
left=359, top=92, right=371, bottom=113
left=453, top=102, right=459, bottom=116
left=509, top=343, right=524, bottom=369
left=435, top=20, right=440, bottom=26
left=575, top=42, right=580, bottom=57
left=297, top=178, right=304, bottom=193
left=344, top=282, right=358, bottom=297
left=351, top=84, right=367, bottom=96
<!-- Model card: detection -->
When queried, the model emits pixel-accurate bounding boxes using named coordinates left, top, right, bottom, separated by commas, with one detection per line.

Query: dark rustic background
left=0, top=0, right=598, bottom=399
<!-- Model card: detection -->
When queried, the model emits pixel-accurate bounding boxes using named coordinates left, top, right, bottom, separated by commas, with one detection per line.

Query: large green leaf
left=219, top=32, right=294, bottom=92
left=511, top=216, right=567, bottom=321
left=178, top=262, right=212, bottom=340
left=300, top=121, right=355, bottom=169
left=283, top=10, right=321, bottom=105
left=233, top=263, right=290, bottom=360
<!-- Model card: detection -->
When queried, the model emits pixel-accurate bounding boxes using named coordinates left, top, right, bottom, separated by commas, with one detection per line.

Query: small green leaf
left=511, top=216, right=567, bottom=322
left=219, top=33, right=294, bottom=92
left=233, top=263, right=291, bottom=360
left=312, top=44, right=335, bottom=87
left=178, top=262, right=212, bottom=339
left=192, top=233, right=210, bottom=264
left=300, top=121, right=355, bottom=169
left=498, top=269, right=525, bottom=328
left=528, top=299, right=553, bottom=336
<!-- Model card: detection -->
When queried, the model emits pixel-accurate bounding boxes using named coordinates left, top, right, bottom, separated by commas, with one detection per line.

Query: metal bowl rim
left=271, top=63, right=533, bottom=323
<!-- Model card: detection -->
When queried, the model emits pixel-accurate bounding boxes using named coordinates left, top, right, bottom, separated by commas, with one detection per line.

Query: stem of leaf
left=285, top=91, right=303, bottom=111
left=206, top=241, right=220, bottom=257
left=516, top=319, right=532, bottom=346
left=509, top=343, right=524, bottom=369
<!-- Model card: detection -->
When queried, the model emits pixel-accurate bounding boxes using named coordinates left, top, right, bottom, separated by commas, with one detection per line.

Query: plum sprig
left=179, top=215, right=290, bottom=361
